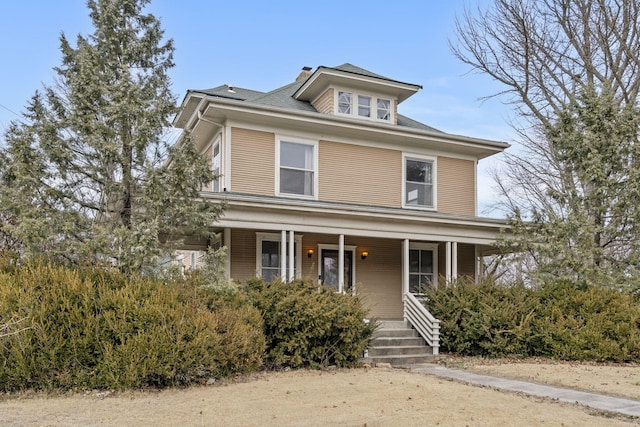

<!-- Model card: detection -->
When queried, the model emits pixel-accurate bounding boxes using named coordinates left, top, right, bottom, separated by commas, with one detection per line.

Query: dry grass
left=2, top=361, right=640, bottom=426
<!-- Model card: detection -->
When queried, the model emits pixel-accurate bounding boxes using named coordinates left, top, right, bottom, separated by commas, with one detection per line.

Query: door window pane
left=321, top=250, right=353, bottom=291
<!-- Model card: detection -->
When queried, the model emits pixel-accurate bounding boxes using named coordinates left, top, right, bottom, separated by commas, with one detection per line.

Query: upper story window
left=336, top=89, right=392, bottom=122
left=277, top=138, right=318, bottom=198
left=358, top=95, right=371, bottom=117
left=404, top=155, right=436, bottom=209
left=377, top=98, right=390, bottom=120
left=338, top=91, right=352, bottom=114
left=212, top=139, right=221, bottom=192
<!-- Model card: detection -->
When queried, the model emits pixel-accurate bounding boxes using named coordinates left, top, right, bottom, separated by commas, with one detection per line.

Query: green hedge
left=245, top=278, right=376, bottom=368
left=0, top=263, right=265, bottom=391
left=425, top=278, right=640, bottom=361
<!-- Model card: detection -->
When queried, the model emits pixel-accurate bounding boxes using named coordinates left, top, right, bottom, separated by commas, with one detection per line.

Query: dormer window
left=377, top=98, right=390, bottom=120
left=338, top=91, right=352, bottom=114
left=358, top=95, right=371, bottom=117
left=336, top=89, right=392, bottom=122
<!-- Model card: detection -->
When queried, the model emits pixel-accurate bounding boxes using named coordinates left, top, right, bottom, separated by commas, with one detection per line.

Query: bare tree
left=452, top=0, right=640, bottom=288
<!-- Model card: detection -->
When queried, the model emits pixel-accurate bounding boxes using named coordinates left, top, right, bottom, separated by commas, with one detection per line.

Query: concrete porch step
left=361, top=354, right=437, bottom=365
left=362, top=320, right=436, bottom=366
left=371, top=336, right=425, bottom=347
left=368, top=345, right=433, bottom=357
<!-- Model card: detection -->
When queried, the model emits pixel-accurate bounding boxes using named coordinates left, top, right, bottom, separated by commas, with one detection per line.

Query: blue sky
left=0, top=0, right=515, bottom=214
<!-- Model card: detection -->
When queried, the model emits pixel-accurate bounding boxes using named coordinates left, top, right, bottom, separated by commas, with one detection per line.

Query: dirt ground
left=2, top=359, right=639, bottom=427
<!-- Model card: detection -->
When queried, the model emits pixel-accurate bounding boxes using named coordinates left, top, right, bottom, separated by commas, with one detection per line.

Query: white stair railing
left=403, top=292, right=440, bottom=356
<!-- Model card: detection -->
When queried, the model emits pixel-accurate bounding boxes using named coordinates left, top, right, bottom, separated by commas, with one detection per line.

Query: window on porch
left=409, top=243, right=438, bottom=294
left=256, top=232, right=302, bottom=281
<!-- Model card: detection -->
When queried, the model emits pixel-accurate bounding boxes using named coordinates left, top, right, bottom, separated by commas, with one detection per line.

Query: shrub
left=244, top=278, right=376, bottom=369
left=424, top=277, right=537, bottom=357
left=0, top=262, right=265, bottom=391
left=532, top=282, right=640, bottom=361
left=424, top=277, right=640, bottom=361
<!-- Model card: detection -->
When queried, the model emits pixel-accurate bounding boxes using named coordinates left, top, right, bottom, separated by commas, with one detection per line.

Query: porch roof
left=205, top=192, right=507, bottom=250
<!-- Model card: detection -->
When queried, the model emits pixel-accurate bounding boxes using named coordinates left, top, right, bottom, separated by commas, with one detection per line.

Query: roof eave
left=197, top=96, right=509, bottom=157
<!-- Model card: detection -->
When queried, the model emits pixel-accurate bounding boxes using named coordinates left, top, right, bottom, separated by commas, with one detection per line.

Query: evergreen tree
left=0, top=0, right=221, bottom=273
left=503, top=84, right=640, bottom=289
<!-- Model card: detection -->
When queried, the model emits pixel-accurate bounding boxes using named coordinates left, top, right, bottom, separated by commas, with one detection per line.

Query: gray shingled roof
left=190, top=64, right=440, bottom=132
left=248, top=80, right=317, bottom=112
left=192, top=85, right=264, bottom=101
left=397, top=114, right=442, bottom=133
left=326, top=63, right=422, bottom=89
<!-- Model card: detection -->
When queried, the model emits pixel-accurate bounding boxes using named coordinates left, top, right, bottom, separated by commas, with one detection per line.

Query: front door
left=321, top=249, right=353, bottom=292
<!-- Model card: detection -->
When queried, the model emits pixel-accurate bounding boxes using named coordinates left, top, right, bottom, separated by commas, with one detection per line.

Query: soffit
left=196, top=99, right=508, bottom=159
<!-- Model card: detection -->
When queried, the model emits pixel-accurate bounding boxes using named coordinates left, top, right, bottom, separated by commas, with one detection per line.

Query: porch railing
left=403, top=292, right=440, bottom=356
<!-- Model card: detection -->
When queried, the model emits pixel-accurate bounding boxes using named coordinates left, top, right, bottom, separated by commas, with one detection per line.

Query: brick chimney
left=296, top=66, right=313, bottom=82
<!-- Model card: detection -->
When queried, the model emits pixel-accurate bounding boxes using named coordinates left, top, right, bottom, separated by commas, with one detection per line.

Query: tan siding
left=312, top=88, right=334, bottom=115
left=352, top=236, right=403, bottom=319
left=230, top=229, right=257, bottom=282
left=231, top=128, right=275, bottom=196
left=300, top=234, right=403, bottom=319
left=437, top=156, right=475, bottom=215
left=319, top=141, right=402, bottom=208
left=393, top=101, right=398, bottom=125
left=457, top=243, right=476, bottom=278
left=437, top=242, right=477, bottom=282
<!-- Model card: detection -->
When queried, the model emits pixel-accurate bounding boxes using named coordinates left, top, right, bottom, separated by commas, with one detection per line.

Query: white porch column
left=223, top=227, right=231, bottom=280
left=280, top=230, right=287, bottom=281
left=402, top=239, right=410, bottom=298
left=474, top=245, right=482, bottom=283
left=445, top=241, right=452, bottom=283
left=288, top=230, right=295, bottom=282
left=338, top=234, right=345, bottom=293
left=452, top=241, right=458, bottom=281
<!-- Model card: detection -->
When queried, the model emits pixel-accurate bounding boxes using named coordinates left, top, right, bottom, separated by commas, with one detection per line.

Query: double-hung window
left=256, top=233, right=302, bottom=281
left=404, top=155, right=435, bottom=209
left=409, top=243, right=438, bottom=294
left=358, top=95, right=371, bottom=117
left=278, top=139, right=317, bottom=198
left=212, top=139, right=221, bottom=192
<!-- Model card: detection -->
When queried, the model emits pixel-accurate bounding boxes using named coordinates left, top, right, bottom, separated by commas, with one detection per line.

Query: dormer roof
left=292, top=63, right=422, bottom=104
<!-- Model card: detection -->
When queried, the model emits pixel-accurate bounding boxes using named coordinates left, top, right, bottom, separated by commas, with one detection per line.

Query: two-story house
left=174, top=64, right=508, bottom=358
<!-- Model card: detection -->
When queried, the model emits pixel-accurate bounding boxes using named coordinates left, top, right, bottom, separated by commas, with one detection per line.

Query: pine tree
left=0, top=0, right=221, bottom=273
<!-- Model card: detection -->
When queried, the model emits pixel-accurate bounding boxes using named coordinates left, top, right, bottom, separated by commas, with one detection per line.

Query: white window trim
left=255, top=232, right=303, bottom=280
left=316, top=244, right=357, bottom=288
left=275, top=136, right=319, bottom=200
left=402, top=153, right=437, bottom=211
left=333, top=87, right=394, bottom=123
left=409, top=242, right=439, bottom=290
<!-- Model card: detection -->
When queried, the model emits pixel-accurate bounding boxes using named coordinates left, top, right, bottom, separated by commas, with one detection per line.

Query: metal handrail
left=403, top=292, right=440, bottom=356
